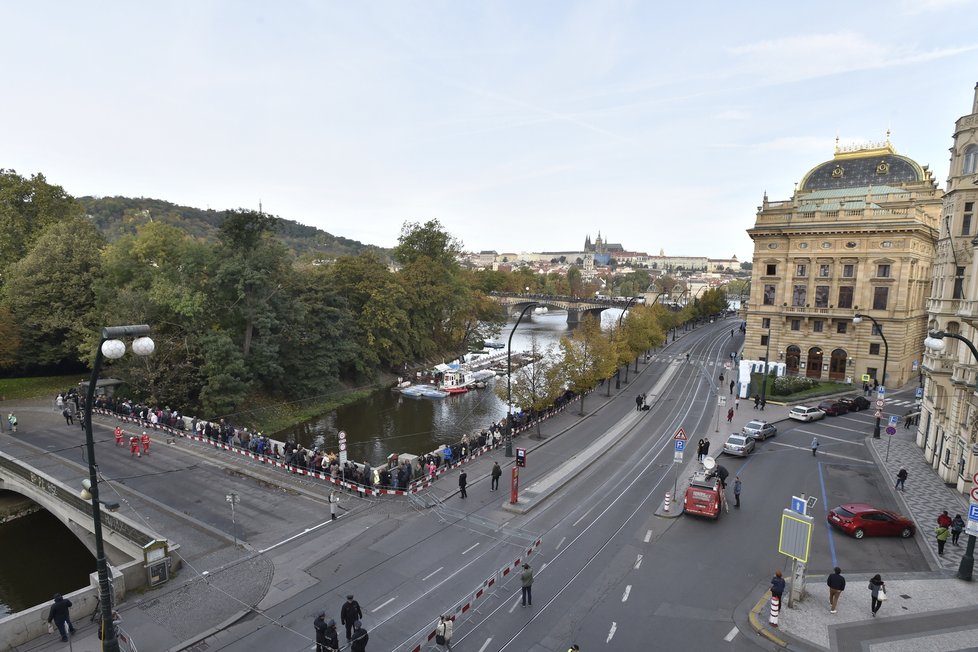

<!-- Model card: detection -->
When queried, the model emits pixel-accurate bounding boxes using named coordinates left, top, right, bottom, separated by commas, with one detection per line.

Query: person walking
left=863, top=381, right=871, bottom=397
left=435, top=614, right=454, bottom=650
left=635, top=394, right=643, bottom=411
left=759, top=397, right=766, bottom=411
left=753, top=394, right=760, bottom=409
left=827, top=567, right=846, bottom=614
left=951, top=514, right=965, bottom=546
left=341, top=595, right=363, bottom=641
left=129, top=435, right=141, bottom=458
left=458, top=470, right=468, bottom=499
left=733, top=476, right=741, bottom=508
left=811, top=437, right=819, bottom=457
left=936, top=522, right=950, bottom=555
left=869, top=574, right=886, bottom=616
left=115, top=426, right=125, bottom=447
left=47, top=594, right=76, bottom=642
left=7, top=413, right=17, bottom=432
left=726, top=407, right=734, bottom=424
left=62, top=408, right=74, bottom=426
left=350, top=620, right=369, bottom=652
left=735, top=398, right=740, bottom=411
left=770, top=570, right=785, bottom=600
left=141, top=431, right=151, bottom=456
left=314, top=612, right=329, bottom=652
left=323, top=619, right=340, bottom=652
left=329, top=491, right=338, bottom=521
left=729, top=379, right=735, bottom=395
left=895, top=468, right=908, bottom=491
left=491, top=462, right=501, bottom=491
left=938, top=510, right=952, bottom=528
left=520, top=563, right=534, bottom=607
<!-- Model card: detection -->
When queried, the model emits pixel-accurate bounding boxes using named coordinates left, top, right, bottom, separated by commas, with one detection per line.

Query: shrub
left=772, top=375, right=817, bottom=396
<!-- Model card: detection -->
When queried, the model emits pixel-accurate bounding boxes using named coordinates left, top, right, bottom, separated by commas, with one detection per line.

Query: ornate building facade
left=744, top=140, right=943, bottom=386
left=919, top=83, right=978, bottom=493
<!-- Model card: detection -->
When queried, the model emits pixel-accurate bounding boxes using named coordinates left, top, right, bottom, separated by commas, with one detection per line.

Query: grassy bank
left=241, top=383, right=387, bottom=435
left=0, top=375, right=83, bottom=402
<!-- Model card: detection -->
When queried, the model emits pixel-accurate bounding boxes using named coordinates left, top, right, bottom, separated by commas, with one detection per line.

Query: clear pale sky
left=4, top=1, right=977, bottom=261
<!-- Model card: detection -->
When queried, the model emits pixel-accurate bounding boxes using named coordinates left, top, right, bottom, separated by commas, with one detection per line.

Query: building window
left=867, top=366, right=878, bottom=382
left=838, top=286, right=854, bottom=309
left=954, top=266, right=965, bottom=299
left=870, top=343, right=881, bottom=355
left=761, top=335, right=769, bottom=346
left=842, top=264, right=855, bottom=278
left=877, top=264, right=890, bottom=278
left=791, top=319, right=801, bottom=331
left=818, top=264, right=830, bottom=278
left=965, top=202, right=975, bottom=238
left=766, top=263, right=777, bottom=276
left=763, top=284, right=776, bottom=305
left=814, top=285, right=829, bottom=307
left=762, top=317, right=771, bottom=329
left=965, top=145, right=978, bottom=175
left=792, top=285, right=807, bottom=307
left=873, top=286, right=889, bottom=310
left=837, top=322, right=847, bottom=334
left=796, top=264, right=808, bottom=277
left=813, top=320, right=824, bottom=333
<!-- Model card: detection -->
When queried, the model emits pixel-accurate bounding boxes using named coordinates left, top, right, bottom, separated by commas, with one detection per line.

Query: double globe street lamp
left=853, top=313, right=888, bottom=439
left=923, top=330, right=978, bottom=582
left=506, top=304, right=537, bottom=457
left=83, top=325, right=154, bottom=651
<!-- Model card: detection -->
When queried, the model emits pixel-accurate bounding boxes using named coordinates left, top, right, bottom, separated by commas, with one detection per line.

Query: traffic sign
left=885, top=426, right=896, bottom=436
left=972, top=472, right=978, bottom=486
left=874, top=410, right=883, bottom=418
left=969, top=504, right=978, bottom=521
left=912, top=360, right=919, bottom=371
left=779, top=509, right=814, bottom=563
left=675, top=440, right=686, bottom=451
left=674, top=427, right=687, bottom=441
left=338, top=430, right=348, bottom=464
left=877, top=386, right=886, bottom=396
left=673, top=450, right=684, bottom=464
left=888, top=415, right=899, bottom=427
left=971, top=488, right=978, bottom=503
left=916, top=387, right=924, bottom=398
left=876, top=399, right=885, bottom=408
left=791, top=496, right=806, bottom=514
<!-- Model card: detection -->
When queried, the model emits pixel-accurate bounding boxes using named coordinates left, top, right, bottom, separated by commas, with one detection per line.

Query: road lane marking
left=622, top=585, right=631, bottom=602
left=644, top=530, right=652, bottom=543
left=555, top=536, right=566, bottom=550
left=635, top=554, right=643, bottom=569
left=607, top=622, right=617, bottom=643
left=768, top=441, right=869, bottom=463
left=421, top=567, right=443, bottom=581
left=478, top=639, right=492, bottom=652
left=541, top=562, right=548, bottom=571
left=819, top=422, right=869, bottom=434
left=509, top=598, right=521, bottom=613
left=371, top=597, right=396, bottom=612
left=572, top=505, right=597, bottom=527
left=462, top=542, right=480, bottom=555
left=724, top=626, right=739, bottom=642
left=797, top=431, right=862, bottom=445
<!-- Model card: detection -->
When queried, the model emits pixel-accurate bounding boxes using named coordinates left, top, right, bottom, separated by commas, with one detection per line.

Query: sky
left=3, top=1, right=978, bottom=261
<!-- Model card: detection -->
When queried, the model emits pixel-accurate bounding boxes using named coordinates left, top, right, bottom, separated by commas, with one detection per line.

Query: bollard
left=769, top=594, right=780, bottom=627
left=663, top=491, right=671, bottom=512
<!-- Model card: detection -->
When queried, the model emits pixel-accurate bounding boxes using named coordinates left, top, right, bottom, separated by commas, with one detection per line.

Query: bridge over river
left=489, top=291, right=635, bottom=324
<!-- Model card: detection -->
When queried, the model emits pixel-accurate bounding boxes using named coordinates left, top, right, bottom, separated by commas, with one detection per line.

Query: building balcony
left=951, top=362, right=978, bottom=389
left=782, top=305, right=857, bottom=318
left=923, top=351, right=955, bottom=377
left=956, top=298, right=978, bottom=325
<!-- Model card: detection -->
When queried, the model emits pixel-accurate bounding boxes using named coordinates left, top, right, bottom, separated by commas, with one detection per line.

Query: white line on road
left=572, top=505, right=597, bottom=527
left=541, top=562, right=549, bottom=571
left=556, top=536, right=566, bottom=550
left=462, top=542, right=480, bottom=555
left=371, top=597, right=396, bottom=613
left=634, top=554, right=643, bottom=569
left=421, top=567, right=443, bottom=582
left=644, top=530, right=652, bottom=543
left=478, top=639, right=492, bottom=652
left=769, top=441, right=869, bottom=463
left=724, top=626, right=739, bottom=642
left=796, top=431, right=862, bottom=445
left=509, top=598, right=521, bottom=613
left=622, top=586, right=631, bottom=602
left=607, top=622, right=617, bottom=643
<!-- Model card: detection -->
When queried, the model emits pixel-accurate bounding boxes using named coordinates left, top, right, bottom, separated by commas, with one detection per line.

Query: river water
left=281, top=308, right=623, bottom=465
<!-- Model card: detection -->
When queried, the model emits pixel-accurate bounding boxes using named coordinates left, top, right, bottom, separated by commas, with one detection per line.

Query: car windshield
left=746, top=421, right=765, bottom=429
left=727, top=436, right=746, bottom=444
left=833, top=506, right=855, bottom=517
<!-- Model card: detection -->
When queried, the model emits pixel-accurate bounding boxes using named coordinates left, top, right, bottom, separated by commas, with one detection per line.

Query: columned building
left=920, top=83, right=978, bottom=492
left=744, top=141, right=942, bottom=388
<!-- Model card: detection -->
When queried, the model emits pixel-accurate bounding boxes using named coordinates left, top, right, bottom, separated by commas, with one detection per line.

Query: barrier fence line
left=404, top=537, right=544, bottom=652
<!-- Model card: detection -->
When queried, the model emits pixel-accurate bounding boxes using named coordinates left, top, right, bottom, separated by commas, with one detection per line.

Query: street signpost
left=672, top=427, right=687, bottom=505
left=916, top=387, right=924, bottom=399
left=885, top=426, right=896, bottom=436
left=888, top=415, right=899, bottom=427
left=779, top=507, right=814, bottom=605
left=226, top=493, right=240, bottom=546
left=874, top=410, right=883, bottom=418
left=967, top=502, right=978, bottom=537
left=338, top=430, right=348, bottom=465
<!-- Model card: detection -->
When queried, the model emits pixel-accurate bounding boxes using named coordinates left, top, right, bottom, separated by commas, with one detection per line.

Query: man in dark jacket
left=351, top=620, right=369, bottom=651
left=459, top=470, right=468, bottom=498
left=341, top=595, right=363, bottom=641
left=491, top=462, right=502, bottom=491
left=827, top=567, right=846, bottom=613
left=324, top=619, right=340, bottom=652
left=770, top=571, right=785, bottom=600
left=314, top=612, right=328, bottom=652
left=47, top=594, right=76, bottom=642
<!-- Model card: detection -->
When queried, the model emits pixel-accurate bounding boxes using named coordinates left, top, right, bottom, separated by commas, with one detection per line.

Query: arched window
left=786, top=345, right=801, bottom=374
left=964, top=145, right=978, bottom=176
left=806, top=347, right=823, bottom=379
left=829, top=348, right=848, bottom=380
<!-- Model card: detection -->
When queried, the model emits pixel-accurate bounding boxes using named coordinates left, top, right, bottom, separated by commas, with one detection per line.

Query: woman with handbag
left=869, top=574, right=886, bottom=617
left=436, top=615, right=453, bottom=650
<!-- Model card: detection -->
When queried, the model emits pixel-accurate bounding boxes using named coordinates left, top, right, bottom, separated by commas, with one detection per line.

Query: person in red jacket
left=130, top=436, right=141, bottom=457
left=114, top=427, right=124, bottom=447
left=938, top=510, right=952, bottom=528
left=141, top=431, right=151, bottom=455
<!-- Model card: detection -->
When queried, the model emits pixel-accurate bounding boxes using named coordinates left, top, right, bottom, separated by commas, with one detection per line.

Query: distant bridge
left=489, top=292, right=634, bottom=325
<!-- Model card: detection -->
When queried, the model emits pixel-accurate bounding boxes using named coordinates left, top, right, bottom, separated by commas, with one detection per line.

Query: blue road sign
left=969, top=504, right=978, bottom=521
left=791, top=496, right=806, bottom=514
left=675, top=440, right=686, bottom=452
left=888, top=415, right=899, bottom=427
left=916, top=387, right=924, bottom=398
left=877, top=386, right=886, bottom=397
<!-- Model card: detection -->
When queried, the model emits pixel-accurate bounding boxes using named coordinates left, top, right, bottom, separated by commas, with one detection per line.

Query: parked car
left=817, top=399, right=850, bottom=416
left=827, top=503, right=915, bottom=539
left=722, top=433, right=756, bottom=457
left=839, top=395, right=871, bottom=411
left=742, top=420, right=777, bottom=440
left=789, top=405, right=826, bottom=422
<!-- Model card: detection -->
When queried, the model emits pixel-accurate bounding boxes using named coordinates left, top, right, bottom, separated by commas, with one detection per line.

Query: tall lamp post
left=506, top=304, right=537, bottom=457
left=83, top=325, right=154, bottom=650
left=615, top=296, right=638, bottom=389
left=853, top=314, right=888, bottom=439
left=760, top=323, right=772, bottom=406
left=924, top=330, right=978, bottom=581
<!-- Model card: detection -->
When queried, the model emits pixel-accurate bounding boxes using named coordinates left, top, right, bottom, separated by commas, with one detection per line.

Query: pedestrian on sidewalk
left=696, top=439, right=705, bottom=462
left=895, top=468, right=908, bottom=491
left=341, top=595, right=362, bottom=641
left=735, top=398, right=740, bottom=411
left=491, top=462, right=501, bottom=491
left=521, top=563, right=534, bottom=606
left=936, top=523, right=950, bottom=555
left=459, top=470, right=468, bottom=498
left=811, top=437, right=819, bottom=457
left=770, top=570, right=785, bottom=600
left=350, top=620, right=369, bottom=652
left=759, top=397, right=766, bottom=410
left=727, top=408, right=734, bottom=424
left=952, top=514, right=965, bottom=545
left=635, top=395, right=643, bottom=411
left=46, top=594, right=75, bottom=642
left=863, top=382, right=871, bottom=397
left=329, top=491, right=338, bottom=520
left=733, top=476, right=741, bottom=508
left=869, top=574, right=886, bottom=616
left=7, top=413, right=17, bottom=432
left=827, top=567, right=846, bottom=614
left=729, top=380, right=735, bottom=395
left=435, top=615, right=454, bottom=650
left=701, top=439, right=711, bottom=460
left=938, top=510, right=952, bottom=528
left=904, top=413, right=914, bottom=429
left=62, top=408, right=73, bottom=426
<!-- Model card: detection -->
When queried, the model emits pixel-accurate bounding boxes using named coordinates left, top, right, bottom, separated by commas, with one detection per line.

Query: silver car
left=789, top=405, right=826, bottom=422
left=722, top=433, right=756, bottom=457
left=742, top=420, right=777, bottom=440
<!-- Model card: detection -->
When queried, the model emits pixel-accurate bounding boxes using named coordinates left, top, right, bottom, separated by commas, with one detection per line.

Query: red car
left=818, top=400, right=850, bottom=416
left=827, top=503, right=915, bottom=539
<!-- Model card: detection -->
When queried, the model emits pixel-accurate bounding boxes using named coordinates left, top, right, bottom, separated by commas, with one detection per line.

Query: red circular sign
left=971, top=487, right=978, bottom=502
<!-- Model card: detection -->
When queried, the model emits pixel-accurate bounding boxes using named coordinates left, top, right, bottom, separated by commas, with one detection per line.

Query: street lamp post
left=760, top=324, right=772, bottom=406
left=853, top=314, right=888, bottom=439
left=506, top=304, right=537, bottom=457
left=616, top=297, right=639, bottom=389
left=83, top=325, right=154, bottom=651
left=924, top=330, right=978, bottom=582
